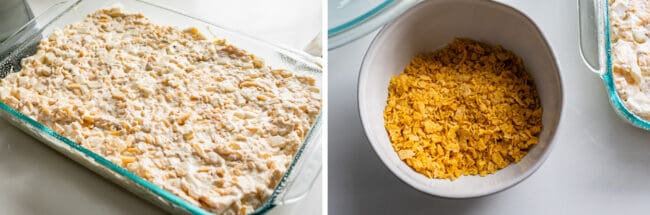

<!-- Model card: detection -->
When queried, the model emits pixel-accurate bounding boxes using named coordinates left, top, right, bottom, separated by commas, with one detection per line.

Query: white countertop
left=329, top=0, right=650, bottom=214
left=0, top=0, right=321, bottom=214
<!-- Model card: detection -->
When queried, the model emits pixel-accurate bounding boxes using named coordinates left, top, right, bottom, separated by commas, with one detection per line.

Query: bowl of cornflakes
left=358, top=0, right=563, bottom=198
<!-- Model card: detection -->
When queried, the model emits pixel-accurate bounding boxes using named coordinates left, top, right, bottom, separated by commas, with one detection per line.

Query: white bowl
left=358, top=0, right=563, bottom=198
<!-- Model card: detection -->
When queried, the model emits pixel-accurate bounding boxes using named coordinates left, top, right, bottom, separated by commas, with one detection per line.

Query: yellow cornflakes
left=384, top=38, right=542, bottom=180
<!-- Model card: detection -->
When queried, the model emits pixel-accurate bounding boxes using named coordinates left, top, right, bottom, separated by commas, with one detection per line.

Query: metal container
left=0, top=0, right=33, bottom=42
left=0, top=0, right=35, bottom=59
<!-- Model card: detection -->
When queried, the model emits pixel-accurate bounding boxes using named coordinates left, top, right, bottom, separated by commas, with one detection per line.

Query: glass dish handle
left=275, top=121, right=322, bottom=205
left=578, top=0, right=606, bottom=75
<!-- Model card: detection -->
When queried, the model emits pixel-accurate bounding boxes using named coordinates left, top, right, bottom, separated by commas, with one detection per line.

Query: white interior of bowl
left=358, top=0, right=563, bottom=198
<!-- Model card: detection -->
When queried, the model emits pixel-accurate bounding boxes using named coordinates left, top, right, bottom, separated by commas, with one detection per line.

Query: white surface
left=329, top=0, right=650, bottom=214
left=27, top=0, right=321, bottom=51
left=358, top=0, right=562, bottom=198
left=0, top=0, right=322, bottom=214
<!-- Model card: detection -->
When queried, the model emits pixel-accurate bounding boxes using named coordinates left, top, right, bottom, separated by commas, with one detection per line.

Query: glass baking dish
left=327, top=0, right=420, bottom=49
left=578, top=0, right=650, bottom=130
left=0, top=0, right=323, bottom=214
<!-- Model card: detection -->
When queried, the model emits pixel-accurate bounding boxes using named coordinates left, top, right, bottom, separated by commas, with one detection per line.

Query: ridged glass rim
left=0, top=0, right=323, bottom=214
left=601, top=1, right=650, bottom=130
left=327, top=0, right=394, bottom=36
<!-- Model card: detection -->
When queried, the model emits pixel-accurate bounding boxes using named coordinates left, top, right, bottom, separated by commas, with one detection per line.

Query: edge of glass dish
left=600, top=1, right=650, bottom=130
left=0, top=0, right=323, bottom=214
left=328, top=0, right=420, bottom=50
left=327, top=0, right=394, bottom=36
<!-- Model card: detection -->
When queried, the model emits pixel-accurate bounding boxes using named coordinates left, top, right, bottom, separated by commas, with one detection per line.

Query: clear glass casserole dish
left=579, top=0, right=650, bottom=130
left=0, top=0, right=323, bottom=214
left=327, top=0, right=420, bottom=49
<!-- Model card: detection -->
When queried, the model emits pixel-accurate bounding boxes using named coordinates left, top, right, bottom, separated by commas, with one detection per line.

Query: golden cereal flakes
left=383, top=38, right=542, bottom=180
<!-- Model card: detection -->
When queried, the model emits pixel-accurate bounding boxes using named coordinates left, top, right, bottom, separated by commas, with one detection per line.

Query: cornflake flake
left=383, top=38, right=542, bottom=180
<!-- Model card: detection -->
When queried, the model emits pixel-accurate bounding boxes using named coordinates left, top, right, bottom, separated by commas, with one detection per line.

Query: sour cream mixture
left=0, top=8, right=320, bottom=215
left=610, top=0, right=650, bottom=120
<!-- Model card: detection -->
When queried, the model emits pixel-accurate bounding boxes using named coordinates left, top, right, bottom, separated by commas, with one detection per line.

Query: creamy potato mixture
left=610, top=0, right=650, bottom=120
left=0, top=8, right=320, bottom=214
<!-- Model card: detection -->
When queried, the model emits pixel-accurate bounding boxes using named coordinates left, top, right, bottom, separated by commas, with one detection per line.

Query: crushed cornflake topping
left=0, top=8, right=321, bottom=214
left=384, top=38, right=542, bottom=180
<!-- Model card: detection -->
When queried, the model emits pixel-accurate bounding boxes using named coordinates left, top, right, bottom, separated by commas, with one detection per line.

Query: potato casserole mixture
left=0, top=8, right=321, bottom=214
left=384, top=39, right=542, bottom=180
left=609, top=0, right=650, bottom=120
